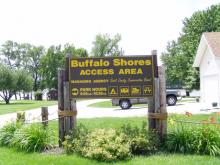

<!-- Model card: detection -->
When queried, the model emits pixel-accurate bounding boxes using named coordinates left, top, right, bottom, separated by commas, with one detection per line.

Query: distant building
left=193, top=32, right=220, bottom=106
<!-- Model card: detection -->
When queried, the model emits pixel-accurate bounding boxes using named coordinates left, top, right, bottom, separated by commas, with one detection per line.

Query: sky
left=0, top=0, right=219, bottom=63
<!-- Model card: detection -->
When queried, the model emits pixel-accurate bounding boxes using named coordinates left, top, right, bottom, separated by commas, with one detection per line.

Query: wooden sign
left=69, top=56, right=157, bottom=98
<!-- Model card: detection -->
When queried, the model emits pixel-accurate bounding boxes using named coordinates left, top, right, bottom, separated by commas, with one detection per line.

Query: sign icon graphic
left=108, top=86, right=118, bottom=96
left=143, top=86, right=152, bottom=95
left=131, top=86, right=141, bottom=95
left=72, top=88, right=79, bottom=96
left=120, top=86, right=129, bottom=96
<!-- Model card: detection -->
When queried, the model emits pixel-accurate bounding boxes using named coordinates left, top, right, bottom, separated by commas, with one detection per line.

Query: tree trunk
left=19, top=92, right=22, bottom=100
left=15, top=93, right=17, bottom=100
left=5, top=99, right=10, bottom=104
left=34, top=75, right=38, bottom=91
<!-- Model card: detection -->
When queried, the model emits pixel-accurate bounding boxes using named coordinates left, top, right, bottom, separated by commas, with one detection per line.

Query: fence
left=15, top=107, right=62, bottom=128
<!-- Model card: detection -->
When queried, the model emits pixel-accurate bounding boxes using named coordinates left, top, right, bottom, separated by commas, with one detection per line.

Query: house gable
left=194, top=32, right=220, bottom=67
left=194, top=32, right=220, bottom=106
left=200, top=46, right=219, bottom=76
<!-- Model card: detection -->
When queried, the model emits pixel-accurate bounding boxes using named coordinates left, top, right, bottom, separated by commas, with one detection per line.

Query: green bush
left=63, top=124, right=89, bottom=154
left=12, top=124, right=54, bottom=152
left=81, top=128, right=131, bottom=162
left=63, top=125, right=131, bottom=162
left=166, top=125, right=220, bottom=156
left=0, top=122, right=22, bottom=146
left=34, top=91, right=42, bottom=100
left=120, top=122, right=159, bottom=155
left=63, top=122, right=160, bottom=161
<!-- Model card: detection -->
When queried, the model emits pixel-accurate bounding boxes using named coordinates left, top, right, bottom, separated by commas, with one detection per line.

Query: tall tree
left=0, top=40, right=19, bottom=68
left=62, top=44, right=88, bottom=57
left=161, top=4, right=220, bottom=90
left=91, top=33, right=122, bottom=57
left=40, top=44, right=88, bottom=89
left=75, top=48, right=88, bottom=57
left=16, top=69, right=34, bottom=99
left=26, top=45, right=45, bottom=91
left=0, top=64, right=33, bottom=104
left=1, top=41, right=45, bottom=91
left=0, top=64, right=17, bottom=104
left=40, top=45, right=65, bottom=89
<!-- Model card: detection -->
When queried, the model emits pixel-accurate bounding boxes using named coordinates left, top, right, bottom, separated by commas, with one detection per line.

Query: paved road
left=0, top=99, right=219, bottom=127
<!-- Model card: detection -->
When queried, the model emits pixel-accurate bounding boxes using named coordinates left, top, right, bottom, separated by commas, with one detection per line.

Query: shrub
left=63, top=122, right=160, bottom=161
left=166, top=124, right=220, bottom=156
left=63, top=124, right=89, bottom=154
left=0, top=122, right=22, bottom=146
left=81, top=128, right=131, bottom=162
left=120, top=122, right=159, bottom=155
left=12, top=124, right=54, bottom=152
left=34, top=91, right=42, bottom=100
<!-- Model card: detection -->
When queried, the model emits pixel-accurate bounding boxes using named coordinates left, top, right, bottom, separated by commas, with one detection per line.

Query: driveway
left=76, top=99, right=220, bottom=118
left=0, top=99, right=219, bottom=127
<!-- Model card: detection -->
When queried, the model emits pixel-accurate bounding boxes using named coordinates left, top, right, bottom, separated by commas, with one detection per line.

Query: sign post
left=148, top=50, right=167, bottom=141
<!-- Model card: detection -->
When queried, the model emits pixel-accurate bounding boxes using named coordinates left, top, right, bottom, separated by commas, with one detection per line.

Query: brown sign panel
left=69, top=56, right=156, bottom=98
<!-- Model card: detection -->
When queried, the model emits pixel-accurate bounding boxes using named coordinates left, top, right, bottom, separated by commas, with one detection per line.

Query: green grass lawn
left=47, top=114, right=219, bottom=139
left=0, top=147, right=219, bottom=165
left=1, top=115, right=220, bottom=164
left=0, top=100, right=57, bottom=115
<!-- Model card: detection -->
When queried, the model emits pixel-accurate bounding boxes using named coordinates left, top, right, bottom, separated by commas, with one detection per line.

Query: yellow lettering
left=80, top=69, right=114, bottom=75
left=71, top=60, right=78, bottom=67
left=118, top=68, right=143, bottom=75
left=113, top=59, right=152, bottom=66
left=137, top=68, right=143, bottom=74
left=80, top=70, right=86, bottom=75
left=145, top=60, right=151, bottom=65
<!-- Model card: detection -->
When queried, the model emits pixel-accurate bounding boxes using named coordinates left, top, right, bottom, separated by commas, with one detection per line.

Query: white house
left=193, top=32, right=220, bottom=106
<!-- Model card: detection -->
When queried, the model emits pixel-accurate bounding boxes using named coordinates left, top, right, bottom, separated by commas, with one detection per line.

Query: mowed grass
left=48, top=114, right=220, bottom=140
left=0, top=147, right=219, bottom=165
left=1, top=115, right=220, bottom=164
left=0, top=100, right=57, bottom=115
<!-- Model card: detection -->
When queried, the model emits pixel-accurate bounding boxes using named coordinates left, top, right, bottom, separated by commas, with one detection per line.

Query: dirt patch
left=42, top=146, right=65, bottom=155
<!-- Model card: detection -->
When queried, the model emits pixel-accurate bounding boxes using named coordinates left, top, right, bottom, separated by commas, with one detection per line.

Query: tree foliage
left=0, top=41, right=88, bottom=91
left=16, top=70, right=33, bottom=93
left=0, top=42, right=44, bottom=91
left=40, top=45, right=65, bottom=90
left=0, top=64, right=33, bottom=104
left=91, top=33, right=122, bottom=57
left=26, top=45, right=45, bottom=91
left=40, top=44, right=88, bottom=89
left=161, top=4, right=220, bottom=90
left=1, top=41, right=19, bottom=68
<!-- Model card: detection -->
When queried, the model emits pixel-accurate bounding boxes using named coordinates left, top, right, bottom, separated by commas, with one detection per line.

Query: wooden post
left=148, top=50, right=158, bottom=131
left=148, top=97, right=156, bottom=130
left=71, top=99, right=77, bottom=129
left=58, top=69, right=65, bottom=147
left=158, top=66, right=167, bottom=140
left=58, top=56, right=77, bottom=147
left=64, top=81, right=71, bottom=134
left=64, top=56, right=77, bottom=134
left=41, top=107, right=48, bottom=129
left=17, top=111, right=25, bottom=123
left=154, top=78, right=160, bottom=131
left=148, top=50, right=167, bottom=142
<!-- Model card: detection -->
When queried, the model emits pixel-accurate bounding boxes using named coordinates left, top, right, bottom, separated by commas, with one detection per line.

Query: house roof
left=193, top=32, right=220, bottom=67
